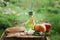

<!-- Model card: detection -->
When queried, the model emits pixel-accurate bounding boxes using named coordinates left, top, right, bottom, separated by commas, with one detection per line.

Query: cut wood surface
left=6, top=36, right=44, bottom=38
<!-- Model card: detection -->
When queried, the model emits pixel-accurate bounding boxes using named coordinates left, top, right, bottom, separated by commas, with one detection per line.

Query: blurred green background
left=0, top=0, right=60, bottom=40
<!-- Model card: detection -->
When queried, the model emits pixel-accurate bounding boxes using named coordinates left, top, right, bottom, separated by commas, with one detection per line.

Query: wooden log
left=0, top=27, right=50, bottom=40
left=0, top=31, right=46, bottom=40
left=3, top=36, right=45, bottom=40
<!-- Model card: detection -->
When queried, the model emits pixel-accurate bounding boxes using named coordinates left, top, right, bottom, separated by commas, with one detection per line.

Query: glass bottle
left=25, top=11, right=35, bottom=31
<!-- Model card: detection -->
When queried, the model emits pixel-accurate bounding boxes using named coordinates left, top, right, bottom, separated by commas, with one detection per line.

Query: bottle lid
left=28, top=11, right=33, bottom=16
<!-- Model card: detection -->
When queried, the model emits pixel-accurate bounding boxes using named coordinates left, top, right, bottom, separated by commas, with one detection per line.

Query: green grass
left=50, top=34, right=60, bottom=40
left=0, top=29, right=4, bottom=37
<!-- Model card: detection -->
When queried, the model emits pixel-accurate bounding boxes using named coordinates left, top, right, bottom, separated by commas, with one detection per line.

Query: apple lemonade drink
left=25, top=11, right=35, bottom=31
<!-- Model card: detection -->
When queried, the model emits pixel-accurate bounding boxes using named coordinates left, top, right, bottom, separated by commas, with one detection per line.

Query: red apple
left=34, top=24, right=46, bottom=33
left=43, top=23, right=51, bottom=32
left=34, top=24, right=40, bottom=31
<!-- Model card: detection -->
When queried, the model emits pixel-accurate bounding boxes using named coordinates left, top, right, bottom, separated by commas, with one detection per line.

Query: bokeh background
left=0, top=0, right=60, bottom=40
